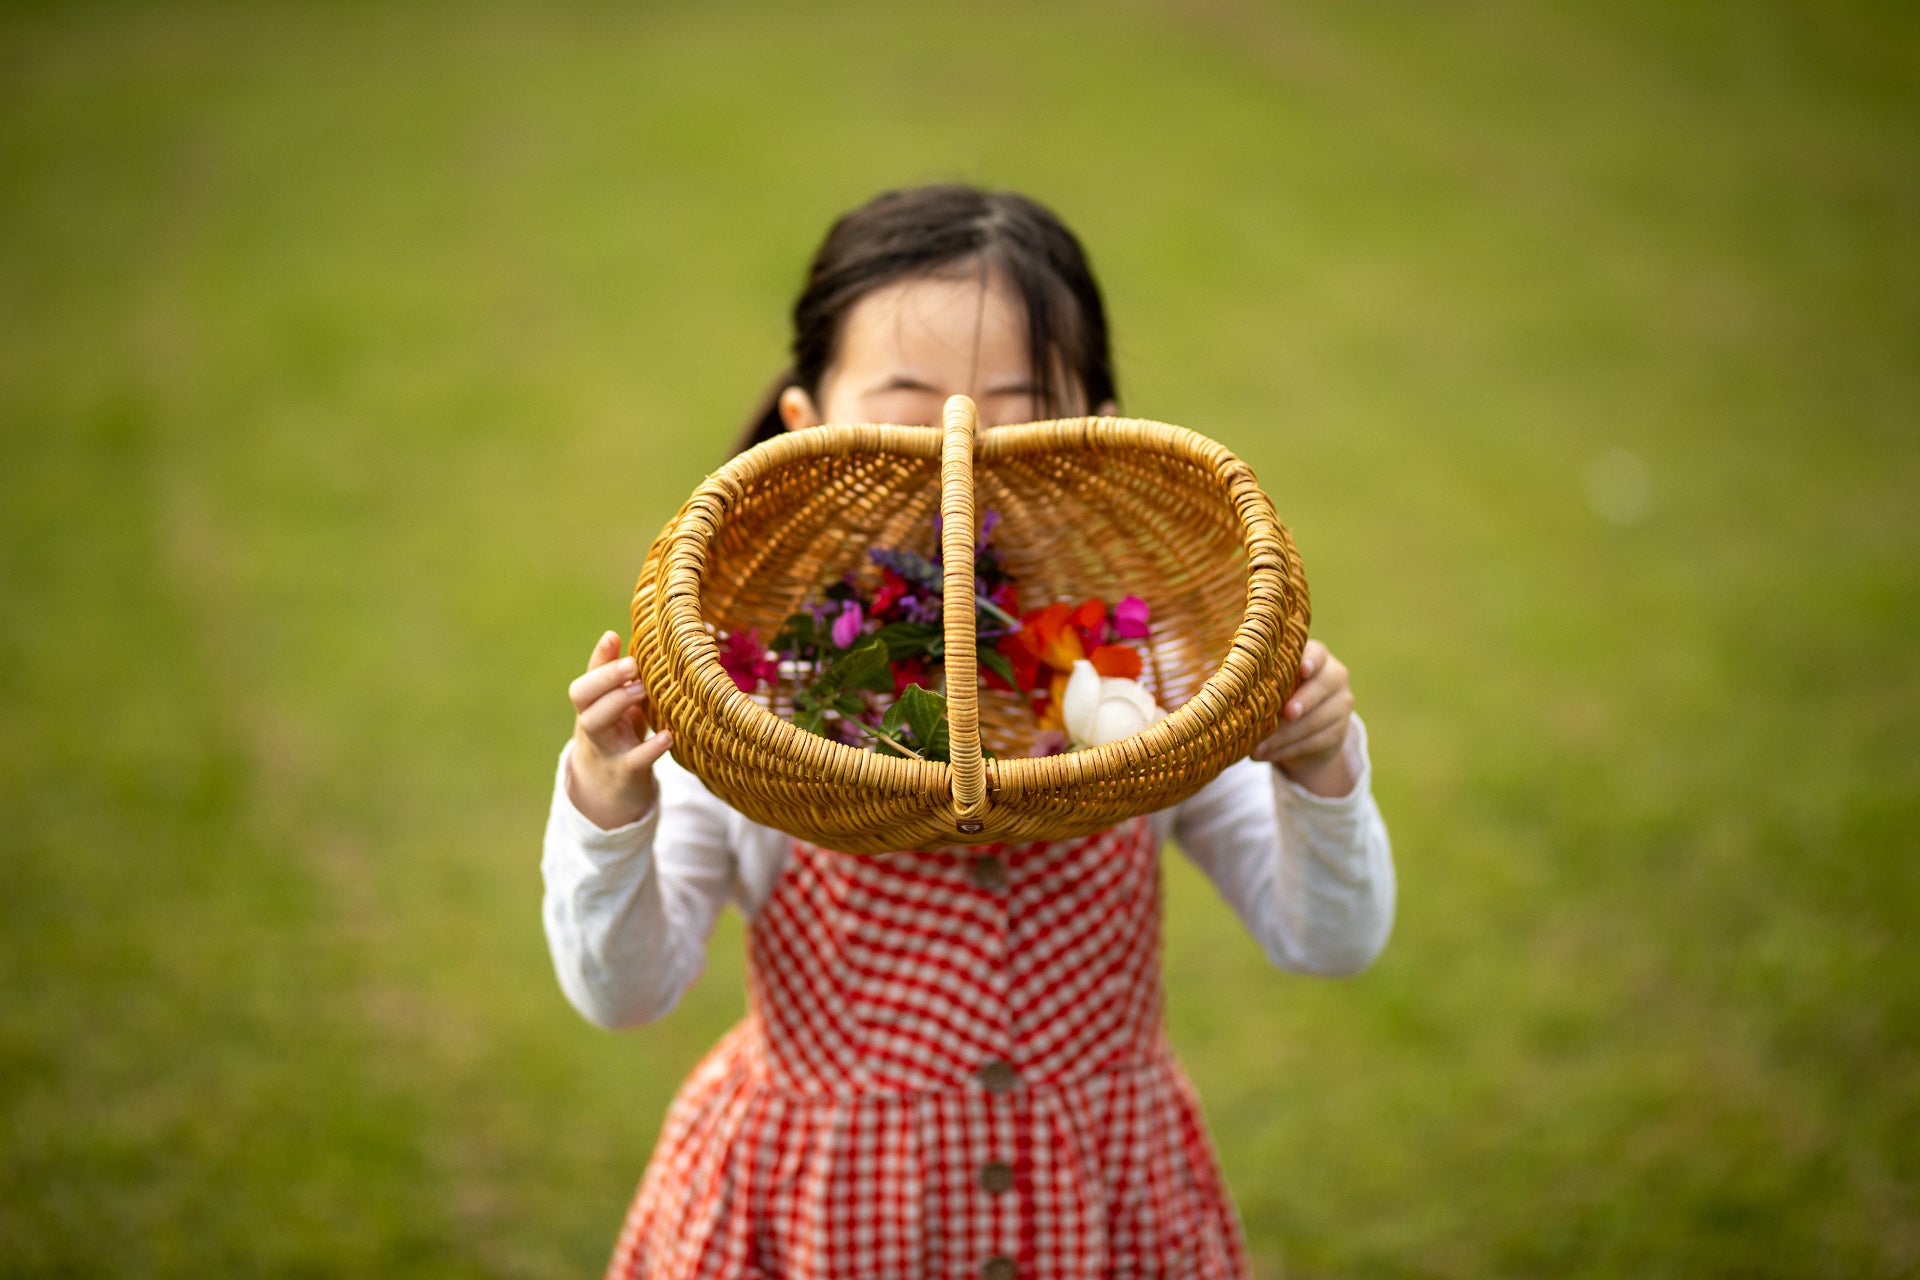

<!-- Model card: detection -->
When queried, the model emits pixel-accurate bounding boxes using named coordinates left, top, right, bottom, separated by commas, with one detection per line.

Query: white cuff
left=554, top=740, right=660, bottom=862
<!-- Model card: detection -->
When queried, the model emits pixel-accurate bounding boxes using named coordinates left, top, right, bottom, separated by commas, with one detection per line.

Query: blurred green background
left=2, top=1, right=1915, bottom=1276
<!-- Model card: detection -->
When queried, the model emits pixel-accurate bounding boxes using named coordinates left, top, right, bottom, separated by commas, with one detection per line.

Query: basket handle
left=940, top=394, right=988, bottom=833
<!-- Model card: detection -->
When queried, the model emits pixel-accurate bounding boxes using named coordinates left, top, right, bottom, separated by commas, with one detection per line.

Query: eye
left=861, top=389, right=944, bottom=426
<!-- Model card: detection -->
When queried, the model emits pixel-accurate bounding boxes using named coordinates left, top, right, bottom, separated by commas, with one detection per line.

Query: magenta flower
left=1112, top=594, right=1151, bottom=639
left=830, top=600, right=865, bottom=649
left=718, top=627, right=778, bottom=693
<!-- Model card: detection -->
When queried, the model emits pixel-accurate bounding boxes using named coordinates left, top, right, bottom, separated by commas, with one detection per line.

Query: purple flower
left=830, top=600, right=865, bottom=649
left=1112, top=594, right=1151, bottom=640
left=869, top=547, right=943, bottom=591
left=977, top=508, right=1001, bottom=550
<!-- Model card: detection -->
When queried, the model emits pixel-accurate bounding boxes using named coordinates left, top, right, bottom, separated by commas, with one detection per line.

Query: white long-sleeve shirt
left=542, top=714, right=1395, bottom=1030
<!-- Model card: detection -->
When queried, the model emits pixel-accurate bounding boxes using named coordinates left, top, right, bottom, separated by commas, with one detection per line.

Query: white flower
left=1060, top=659, right=1166, bottom=748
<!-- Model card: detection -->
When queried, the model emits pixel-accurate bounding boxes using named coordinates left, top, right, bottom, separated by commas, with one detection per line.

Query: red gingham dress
left=606, top=815, right=1251, bottom=1280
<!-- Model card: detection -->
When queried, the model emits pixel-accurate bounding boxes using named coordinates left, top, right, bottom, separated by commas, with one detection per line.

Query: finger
left=1255, top=707, right=1343, bottom=764
left=1254, top=721, right=1308, bottom=762
left=621, top=729, right=674, bottom=775
left=1297, top=639, right=1327, bottom=682
left=569, top=653, right=639, bottom=712
left=619, top=692, right=654, bottom=740
left=1282, top=668, right=1332, bottom=721
left=1291, top=697, right=1350, bottom=746
left=588, top=630, right=622, bottom=669
left=1258, top=691, right=1347, bottom=758
left=578, top=676, right=648, bottom=736
left=1253, top=716, right=1307, bottom=761
left=1280, top=718, right=1350, bottom=765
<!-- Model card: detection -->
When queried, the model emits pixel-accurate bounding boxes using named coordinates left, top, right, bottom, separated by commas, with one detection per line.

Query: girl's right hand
left=566, top=630, right=674, bottom=830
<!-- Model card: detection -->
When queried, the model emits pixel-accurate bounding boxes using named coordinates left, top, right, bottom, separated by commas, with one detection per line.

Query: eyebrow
left=863, top=374, right=1037, bottom=397
left=867, top=374, right=940, bottom=394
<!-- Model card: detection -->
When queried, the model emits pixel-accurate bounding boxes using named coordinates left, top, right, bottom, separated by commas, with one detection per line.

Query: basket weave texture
left=628, top=395, right=1310, bottom=855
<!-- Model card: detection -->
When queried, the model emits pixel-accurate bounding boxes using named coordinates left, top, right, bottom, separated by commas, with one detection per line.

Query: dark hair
left=732, top=185, right=1117, bottom=456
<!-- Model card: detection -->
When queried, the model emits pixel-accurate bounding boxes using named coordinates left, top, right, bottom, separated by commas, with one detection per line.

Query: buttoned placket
left=971, top=847, right=1020, bottom=1280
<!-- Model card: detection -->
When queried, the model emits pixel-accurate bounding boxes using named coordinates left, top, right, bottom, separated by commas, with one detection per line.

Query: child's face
left=779, top=269, right=1109, bottom=431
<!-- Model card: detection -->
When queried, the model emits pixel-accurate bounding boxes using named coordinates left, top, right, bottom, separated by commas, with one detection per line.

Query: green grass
left=2, top=1, right=1915, bottom=1275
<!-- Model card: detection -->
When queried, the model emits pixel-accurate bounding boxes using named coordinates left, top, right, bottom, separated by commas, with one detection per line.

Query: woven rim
left=629, top=394, right=1309, bottom=852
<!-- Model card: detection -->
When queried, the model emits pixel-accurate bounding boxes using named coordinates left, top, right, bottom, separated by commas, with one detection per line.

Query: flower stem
left=976, top=597, right=1020, bottom=630
left=846, top=719, right=926, bottom=760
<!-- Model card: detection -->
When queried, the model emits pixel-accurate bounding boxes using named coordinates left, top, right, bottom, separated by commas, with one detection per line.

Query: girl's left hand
left=1252, top=639, right=1357, bottom=798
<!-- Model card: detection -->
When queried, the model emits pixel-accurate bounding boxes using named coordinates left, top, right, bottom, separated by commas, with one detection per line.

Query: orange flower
left=1036, top=669, right=1072, bottom=731
left=1018, top=601, right=1070, bottom=652
left=1018, top=601, right=1087, bottom=672
left=1088, top=644, right=1142, bottom=680
left=1071, top=598, right=1108, bottom=646
left=1043, top=626, right=1086, bottom=671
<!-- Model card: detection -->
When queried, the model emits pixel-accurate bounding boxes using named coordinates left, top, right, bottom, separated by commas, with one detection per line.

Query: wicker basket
left=628, top=394, right=1310, bottom=855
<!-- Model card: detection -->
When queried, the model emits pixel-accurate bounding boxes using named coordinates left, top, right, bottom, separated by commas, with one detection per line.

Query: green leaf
left=793, top=709, right=826, bottom=736
left=898, top=683, right=946, bottom=749
left=832, top=691, right=868, bottom=716
left=771, top=611, right=816, bottom=655
left=821, top=636, right=890, bottom=692
left=872, top=622, right=939, bottom=661
left=976, top=644, right=1020, bottom=691
left=880, top=697, right=909, bottom=736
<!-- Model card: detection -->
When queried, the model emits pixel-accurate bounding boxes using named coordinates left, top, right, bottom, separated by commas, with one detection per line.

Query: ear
left=779, top=386, right=822, bottom=432
left=1093, top=398, right=1118, bottom=417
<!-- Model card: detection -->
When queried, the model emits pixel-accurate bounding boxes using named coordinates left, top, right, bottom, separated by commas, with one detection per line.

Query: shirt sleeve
left=540, top=740, right=740, bottom=1029
left=1169, top=712, right=1396, bottom=977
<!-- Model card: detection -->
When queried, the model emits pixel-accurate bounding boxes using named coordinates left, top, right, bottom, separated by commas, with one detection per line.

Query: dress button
left=968, top=854, right=1008, bottom=891
left=978, top=1160, right=1014, bottom=1194
left=977, top=1059, right=1018, bottom=1094
left=981, top=1257, right=1016, bottom=1280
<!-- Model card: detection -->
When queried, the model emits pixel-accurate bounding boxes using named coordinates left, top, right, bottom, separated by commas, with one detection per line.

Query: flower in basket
left=830, top=600, right=865, bottom=649
left=1060, top=658, right=1167, bottom=748
left=717, top=626, right=780, bottom=693
left=994, top=594, right=1152, bottom=727
left=720, top=510, right=1160, bottom=761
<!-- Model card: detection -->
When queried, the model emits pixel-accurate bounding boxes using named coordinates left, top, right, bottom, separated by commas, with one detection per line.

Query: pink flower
left=830, top=600, right=865, bottom=650
left=1112, top=594, right=1151, bottom=640
left=718, top=627, right=778, bottom=693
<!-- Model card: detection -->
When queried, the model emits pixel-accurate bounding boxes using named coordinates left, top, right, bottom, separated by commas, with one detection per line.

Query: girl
left=544, top=185, right=1394, bottom=1280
